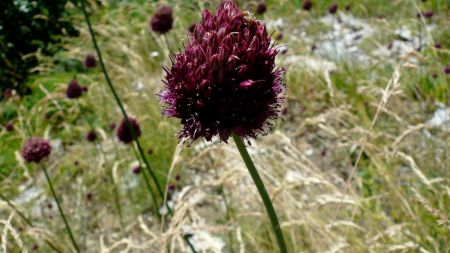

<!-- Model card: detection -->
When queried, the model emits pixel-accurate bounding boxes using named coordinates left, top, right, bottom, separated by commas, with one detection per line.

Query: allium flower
left=417, top=11, right=433, bottom=18
left=256, top=2, right=267, bottom=15
left=86, top=130, right=97, bottom=143
left=84, top=53, right=97, bottom=68
left=22, top=137, right=52, bottom=163
left=328, top=3, right=338, bottom=14
left=159, top=0, right=285, bottom=142
left=132, top=165, right=141, bottom=174
left=109, top=122, right=116, bottom=130
left=116, top=117, right=141, bottom=144
left=302, top=0, right=313, bottom=11
left=151, top=6, right=174, bottom=34
left=5, top=122, right=14, bottom=132
left=434, top=43, right=441, bottom=49
left=445, top=66, right=450, bottom=74
left=66, top=79, right=84, bottom=99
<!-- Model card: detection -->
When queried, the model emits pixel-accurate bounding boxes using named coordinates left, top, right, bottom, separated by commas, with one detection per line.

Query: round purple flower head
left=116, top=117, right=141, bottom=144
left=22, top=137, right=52, bottom=163
left=159, top=0, right=285, bottom=142
left=445, top=66, right=450, bottom=75
left=328, top=3, right=338, bottom=14
left=5, top=122, right=14, bottom=132
left=132, top=165, right=141, bottom=174
left=86, top=130, right=97, bottom=143
left=66, top=79, right=84, bottom=99
left=417, top=11, right=433, bottom=18
left=84, top=53, right=97, bottom=68
left=151, top=6, right=174, bottom=34
left=302, top=0, right=313, bottom=11
left=256, top=2, right=267, bottom=15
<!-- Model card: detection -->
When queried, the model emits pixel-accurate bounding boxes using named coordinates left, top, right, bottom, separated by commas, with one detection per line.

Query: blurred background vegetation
left=0, top=0, right=448, bottom=252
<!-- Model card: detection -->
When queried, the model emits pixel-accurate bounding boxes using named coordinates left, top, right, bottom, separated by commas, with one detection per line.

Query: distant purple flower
left=5, top=122, right=14, bottom=132
left=256, top=2, right=267, bottom=15
left=188, top=23, right=197, bottom=33
left=159, top=0, right=285, bottom=142
left=86, top=192, right=93, bottom=201
left=84, top=53, right=97, bottom=68
left=66, top=79, right=84, bottom=99
left=109, top=122, right=116, bottom=130
left=328, top=3, right=338, bottom=14
left=151, top=6, right=174, bottom=34
left=417, top=11, right=433, bottom=18
left=434, top=43, right=441, bottom=49
left=302, top=0, right=313, bottom=11
left=132, top=165, right=141, bottom=174
left=445, top=66, right=450, bottom=74
left=116, top=117, right=141, bottom=144
left=86, top=130, right=97, bottom=143
left=168, top=184, right=176, bottom=192
left=175, top=174, right=181, bottom=181
left=22, top=137, right=52, bottom=163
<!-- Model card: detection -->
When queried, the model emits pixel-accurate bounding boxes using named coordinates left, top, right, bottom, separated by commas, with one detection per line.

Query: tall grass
left=0, top=0, right=448, bottom=252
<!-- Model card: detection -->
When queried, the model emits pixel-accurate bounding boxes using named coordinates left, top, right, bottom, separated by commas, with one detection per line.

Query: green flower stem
left=0, top=192, right=62, bottom=252
left=97, top=140, right=125, bottom=230
left=0, top=193, right=32, bottom=226
left=78, top=0, right=163, bottom=201
left=232, top=134, right=287, bottom=253
left=184, top=234, right=198, bottom=253
left=131, top=144, right=159, bottom=213
left=41, top=165, right=80, bottom=253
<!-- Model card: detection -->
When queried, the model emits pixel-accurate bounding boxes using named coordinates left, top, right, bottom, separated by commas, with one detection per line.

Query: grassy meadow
left=0, top=0, right=449, bottom=252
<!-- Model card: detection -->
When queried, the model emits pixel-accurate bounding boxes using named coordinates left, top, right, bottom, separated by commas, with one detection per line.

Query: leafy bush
left=0, top=0, right=78, bottom=97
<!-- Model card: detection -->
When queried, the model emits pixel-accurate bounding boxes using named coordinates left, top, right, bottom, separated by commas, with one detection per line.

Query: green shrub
left=0, top=0, right=78, bottom=98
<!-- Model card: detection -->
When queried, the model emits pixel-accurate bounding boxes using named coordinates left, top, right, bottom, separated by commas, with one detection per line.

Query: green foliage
left=0, top=0, right=78, bottom=97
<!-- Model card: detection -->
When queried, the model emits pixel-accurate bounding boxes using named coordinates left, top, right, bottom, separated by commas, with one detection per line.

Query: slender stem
left=0, top=190, right=62, bottom=252
left=131, top=145, right=159, bottom=213
left=135, top=140, right=164, bottom=199
left=97, top=140, right=125, bottom=230
left=232, top=134, right=287, bottom=253
left=210, top=155, right=235, bottom=252
left=41, top=165, right=80, bottom=253
left=163, top=34, right=172, bottom=53
left=183, top=235, right=198, bottom=253
left=78, top=0, right=163, bottom=200
left=0, top=193, right=32, bottom=226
